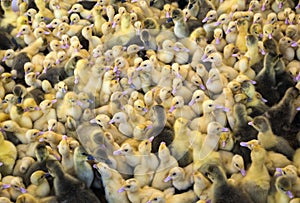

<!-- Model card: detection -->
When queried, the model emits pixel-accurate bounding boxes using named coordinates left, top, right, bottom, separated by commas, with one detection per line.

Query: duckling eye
left=153, top=198, right=158, bottom=201
left=175, top=101, right=179, bottom=104
left=3, top=125, right=8, bottom=129
left=196, top=96, right=200, bottom=98
left=124, top=149, right=128, bottom=152
left=208, top=104, right=213, bottom=107
left=172, top=172, right=177, bottom=176
left=116, top=116, right=120, bottom=119
left=13, top=185, right=18, bottom=189
left=126, top=185, right=131, bottom=188
left=287, top=40, right=291, bottom=43
left=22, top=28, right=26, bottom=31
left=209, top=14, right=213, bottom=17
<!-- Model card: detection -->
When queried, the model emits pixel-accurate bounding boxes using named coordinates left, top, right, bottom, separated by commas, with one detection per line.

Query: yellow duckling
left=235, top=18, right=249, bottom=54
left=164, top=164, right=194, bottom=191
left=0, top=131, right=17, bottom=176
left=211, top=28, right=227, bottom=52
left=169, top=96, right=196, bottom=120
left=2, top=176, right=26, bottom=201
left=27, top=170, right=50, bottom=198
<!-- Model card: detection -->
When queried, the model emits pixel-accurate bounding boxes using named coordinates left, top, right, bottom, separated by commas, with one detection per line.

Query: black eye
left=124, top=149, right=128, bottom=152
left=172, top=172, right=177, bottom=176
left=208, top=104, right=212, bottom=107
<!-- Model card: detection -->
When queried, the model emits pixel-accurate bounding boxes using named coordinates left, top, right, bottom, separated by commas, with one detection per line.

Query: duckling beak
left=20, top=187, right=27, bottom=194
left=262, top=4, right=266, bottom=11
left=164, top=175, right=172, bottom=182
left=240, top=142, right=249, bottom=147
left=118, top=187, right=125, bottom=193
left=291, top=41, right=298, bottom=47
left=240, top=169, right=246, bottom=176
left=286, top=191, right=294, bottom=198
left=202, top=17, right=208, bottom=23
left=248, top=121, right=253, bottom=126
left=188, top=99, right=195, bottom=106
left=166, top=12, right=170, bottom=18
left=90, top=118, right=97, bottom=124
left=113, top=149, right=122, bottom=155
left=2, top=184, right=10, bottom=189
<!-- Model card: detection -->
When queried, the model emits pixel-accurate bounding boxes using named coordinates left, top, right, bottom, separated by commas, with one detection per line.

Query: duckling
left=171, top=77, right=193, bottom=104
left=203, top=52, right=238, bottom=81
left=268, top=176, right=294, bottom=203
left=27, top=170, right=50, bottom=198
left=276, top=165, right=300, bottom=197
left=164, top=164, right=194, bottom=191
left=0, top=131, right=17, bottom=176
left=211, top=28, right=227, bottom=52
left=193, top=170, right=212, bottom=201
left=47, top=160, right=101, bottom=203
left=1, top=120, right=29, bottom=144
left=68, top=3, right=92, bottom=20
left=1, top=72, right=15, bottom=93
left=134, top=138, right=159, bottom=187
left=33, top=99, right=57, bottom=131
left=173, top=42, right=190, bottom=65
left=147, top=189, right=198, bottom=203
left=198, top=163, right=253, bottom=203
left=56, top=91, right=82, bottom=122
left=223, top=43, right=238, bottom=68
left=249, top=115, right=295, bottom=160
left=110, top=111, right=134, bottom=137
left=2, top=49, right=15, bottom=68
left=12, top=156, right=35, bottom=177
left=264, top=87, right=299, bottom=140
left=16, top=24, right=36, bottom=45
left=202, top=10, right=219, bottom=42
left=169, top=96, right=196, bottom=120
left=157, top=39, right=175, bottom=64
left=168, top=117, right=193, bottom=167
left=279, top=36, right=295, bottom=64
left=1, top=176, right=26, bottom=201
left=188, top=89, right=210, bottom=116
left=244, top=34, right=263, bottom=67
left=73, top=146, right=94, bottom=188
left=94, top=162, right=129, bottom=203
left=152, top=142, right=178, bottom=190
left=113, top=142, right=141, bottom=168
left=206, top=68, right=228, bottom=99
left=235, top=18, right=249, bottom=54
left=57, top=135, right=74, bottom=174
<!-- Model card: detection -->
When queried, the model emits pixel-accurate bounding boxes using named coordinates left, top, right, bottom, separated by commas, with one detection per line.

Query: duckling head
left=169, top=96, right=184, bottom=112
left=147, top=192, right=165, bottom=203
left=2, top=49, right=15, bottom=61
left=213, top=28, right=223, bottom=44
left=232, top=155, right=246, bottom=176
left=249, top=116, right=270, bottom=132
left=207, top=121, right=228, bottom=136
left=202, top=10, right=217, bottom=23
left=189, top=90, right=206, bottom=106
left=199, top=163, right=226, bottom=184
left=74, top=145, right=94, bottom=161
left=138, top=138, right=152, bottom=154
left=275, top=176, right=294, bottom=199
left=119, top=178, right=140, bottom=193
left=30, top=170, right=48, bottom=185
left=171, top=9, right=183, bottom=23
left=10, top=177, right=26, bottom=194
left=165, top=167, right=184, bottom=182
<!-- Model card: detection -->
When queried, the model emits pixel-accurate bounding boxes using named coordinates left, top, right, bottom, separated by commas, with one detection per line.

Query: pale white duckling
left=279, top=36, right=295, bottom=64
left=27, top=170, right=50, bottom=198
left=82, top=24, right=101, bottom=52
left=70, top=13, right=90, bottom=26
left=16, top=24, right=36, bottom=45
left=202, top=10, right=219, bottom=41
left=169, top=96, right=196, bottom=120
left=157, top=39, right=175, bottom=64
left=206, top=68, right=228, bottom=99
left=203, top=52, right=238, bottom=81
left=68, top=4, right=92, bottom=20
left=173, top=42, right=190, bottom=65
left=1, top=49, right=15, bottom=68
left=164, top=163, right=194, bottom=191
left=34, top=99, right=57, bottom=131
left=110, top=112, right=134, bottom=137
left=188, top=90, right=210, bottom=116
left=171, top=77, right=193, bottom=104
